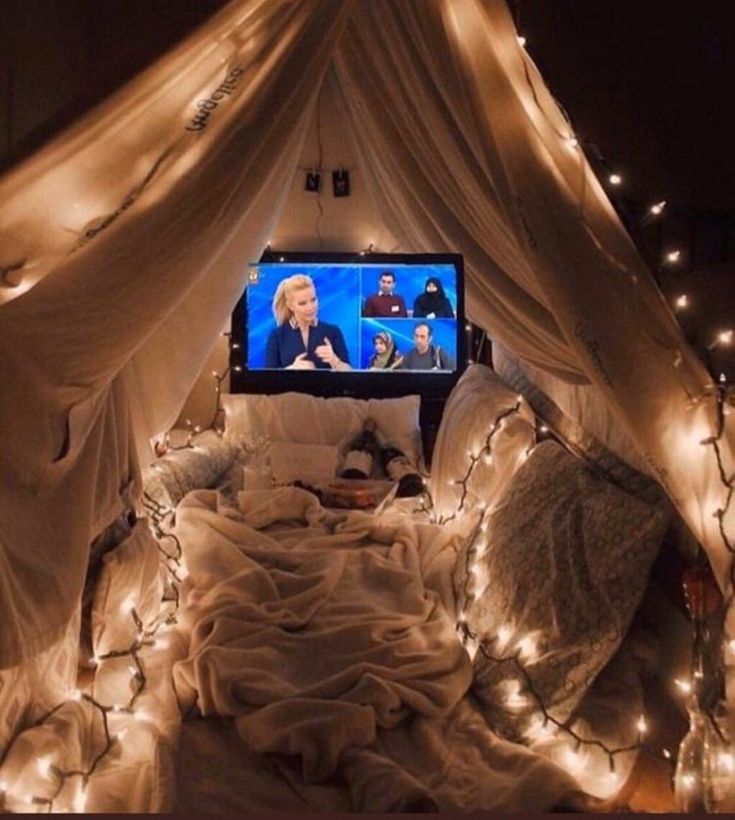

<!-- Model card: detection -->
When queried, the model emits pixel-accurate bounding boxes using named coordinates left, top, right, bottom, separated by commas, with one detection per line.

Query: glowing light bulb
left=636, top=715, right=648, bottom=734
left=717, top=330, right=733, bottom=346
left=666, top=249, right=681, bottom=263
left=650, top=200, right=666, bottom=215
left=504, top=680, right=527, bottom=710
left=562, top=747, right=585, bottom=775
left=72, top=787, right=87, bottom=813
left=231, top=342, right=240, bottom=350
left=609, top=173, right=622, bottom=185
left=517, top=35, right=527, bottom=46
left=36, top=757, right=52, bottom=778
left=120, top=596, right=135, bottom=616
left=675, top=678, right=692, bottom=695
left=663, top=748, right=672, bottom=759
left=465, top=323, right=472, bottom=332
left=539, top=424, right=549, bottom=434
left=674, top=294, right=689, bottom=310
left=279, top=256, right=285, bottom=262
left=497, top=625, right=513, bottom=650
left=525, top=716, right=554, bottom=742
left=516, top=634, right=539, bottom=662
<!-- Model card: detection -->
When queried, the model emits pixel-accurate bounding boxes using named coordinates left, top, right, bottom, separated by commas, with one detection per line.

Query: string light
left=649, top=200, right=666, bottom=216
left=0, top=484, right=186, bottom=812
left=665, top=249, right=682, bottom=264
left=674, top=294, right=689, bottom=310
left=517, top=35, right=527, bottom=47
left=608, top=173, right=622, bottom=186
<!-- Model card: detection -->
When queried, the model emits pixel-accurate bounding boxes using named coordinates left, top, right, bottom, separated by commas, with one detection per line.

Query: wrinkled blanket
left=172, top=488, right=582, bottom=812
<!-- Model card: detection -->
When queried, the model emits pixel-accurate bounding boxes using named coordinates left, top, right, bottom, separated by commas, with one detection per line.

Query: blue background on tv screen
left=360, top=318, right=457, bottom=370
left=246, top=262, right=458, bottom=371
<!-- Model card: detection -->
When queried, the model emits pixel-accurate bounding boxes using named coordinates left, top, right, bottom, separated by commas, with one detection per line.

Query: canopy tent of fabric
left=0, top=0, right=732, bottom=718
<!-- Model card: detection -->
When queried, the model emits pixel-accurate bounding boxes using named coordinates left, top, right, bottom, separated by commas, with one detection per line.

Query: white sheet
left=171, top=487, right=585, bottom=812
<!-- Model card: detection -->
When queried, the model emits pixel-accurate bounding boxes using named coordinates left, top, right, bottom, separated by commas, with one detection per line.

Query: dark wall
left=0, top=0, right=228, bottom=171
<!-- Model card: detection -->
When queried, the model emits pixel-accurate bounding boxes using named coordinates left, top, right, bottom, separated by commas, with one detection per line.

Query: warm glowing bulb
left=525, top=716, right=554, bottom=742
left=503, top=680, right=527, bottom=710
left=675, top=678, right=692, bottom=695
left=666, top=249, right=681, bottom=263
left=650, top=200, right=666, bottom=215
left=120, top=596, right=135, bottom=616
left=497, top=625, right=513, bottom=650
left=636, top=715, right=648, bottom=734
left=717, top=330, right=733, bottom=345
left=517, top=35, right=527, bottom=46
left=674, top=294, right=689, bottom=310
left=539, top=424, right=549, bottom=434
left=609, top=173, right=622, bottom=185
left=516, top=634, right=539, bottom=662
left=36, top=757, right=52, bottom=778
left=663, top=748, right=672, bottom=760
left=562, top=748, right=585, bottom=775
left=72, top=787, right=87, bottom=813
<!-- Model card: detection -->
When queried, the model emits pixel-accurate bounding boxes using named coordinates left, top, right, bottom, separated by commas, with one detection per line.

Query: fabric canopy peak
left=0, top=0, right=732, bottom=678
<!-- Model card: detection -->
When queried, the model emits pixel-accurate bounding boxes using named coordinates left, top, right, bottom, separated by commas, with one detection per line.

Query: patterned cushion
left=455, top=440, right=668, bottom=740
left=429, top=365, right=535, bottom=521
left=142, top=430, right=239, bottom=509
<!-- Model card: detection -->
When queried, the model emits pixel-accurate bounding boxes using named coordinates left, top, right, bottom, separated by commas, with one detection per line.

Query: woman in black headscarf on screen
left=412, top=277, right=455, bottom=319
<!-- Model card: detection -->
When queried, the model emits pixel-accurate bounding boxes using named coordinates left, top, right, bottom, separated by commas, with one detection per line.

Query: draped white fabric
left=333, top=0, right=733, bottom=586
left=0, top=0, right=732, bottom=678
left=0, top=0, right=355, bottom=666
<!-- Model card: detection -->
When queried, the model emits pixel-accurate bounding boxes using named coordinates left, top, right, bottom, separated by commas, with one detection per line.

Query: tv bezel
left=229, top=250, right=468, bottom=401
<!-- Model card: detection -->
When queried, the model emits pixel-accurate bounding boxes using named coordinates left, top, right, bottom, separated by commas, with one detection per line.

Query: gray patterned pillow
left=455, top=440, right=668, bottom=740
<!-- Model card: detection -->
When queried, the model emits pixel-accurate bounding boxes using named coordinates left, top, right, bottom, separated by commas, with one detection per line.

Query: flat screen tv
left=229, top=251, right=467, bottom=401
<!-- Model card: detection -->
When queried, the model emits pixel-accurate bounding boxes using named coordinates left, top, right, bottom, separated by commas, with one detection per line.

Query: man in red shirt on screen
left=361, top=271, right=408, bottom=318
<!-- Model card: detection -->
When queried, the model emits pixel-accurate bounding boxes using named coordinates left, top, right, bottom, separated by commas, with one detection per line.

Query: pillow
left=454, top=440, right=668, bottom=740
left=142, top=429, right=239, bottom=508
left=222, top=392, right=423, bottom=466
left=429, top=365, right=535, bottom=520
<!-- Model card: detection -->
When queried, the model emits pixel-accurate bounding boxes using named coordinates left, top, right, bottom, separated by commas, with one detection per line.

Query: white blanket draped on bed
left=172, top=487, right=582, bottom=812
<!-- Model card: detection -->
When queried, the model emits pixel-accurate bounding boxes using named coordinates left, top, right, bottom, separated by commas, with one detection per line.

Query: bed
left=0, top=365, right=674, bottom=813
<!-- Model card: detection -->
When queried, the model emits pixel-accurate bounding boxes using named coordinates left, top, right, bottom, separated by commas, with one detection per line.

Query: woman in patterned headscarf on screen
left=368, top=330, right=403, bottom=369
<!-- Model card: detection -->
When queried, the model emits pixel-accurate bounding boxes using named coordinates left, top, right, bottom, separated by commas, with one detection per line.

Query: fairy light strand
left=0, top=501, right=184, bottom=813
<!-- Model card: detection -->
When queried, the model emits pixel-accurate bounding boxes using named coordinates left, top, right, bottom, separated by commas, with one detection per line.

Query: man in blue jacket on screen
left=362, top=271, right=408, bottom=317
left=399, top=322, right=454, bottom=370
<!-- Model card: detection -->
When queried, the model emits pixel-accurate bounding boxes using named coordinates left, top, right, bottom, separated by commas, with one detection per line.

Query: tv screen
left=230, top=251, right=466, bottom=400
